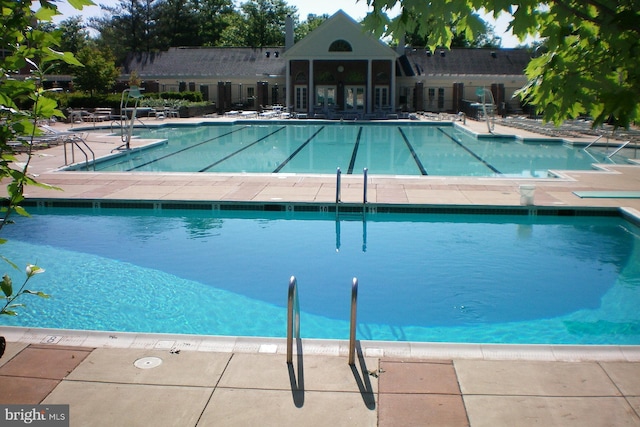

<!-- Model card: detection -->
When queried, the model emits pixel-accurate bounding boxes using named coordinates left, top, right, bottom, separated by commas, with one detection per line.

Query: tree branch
left=550, top=0, right=640, bottom=35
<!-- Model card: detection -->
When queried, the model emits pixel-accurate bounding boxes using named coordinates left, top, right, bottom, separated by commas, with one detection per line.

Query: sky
left=51, top=0, right=525, bottom=48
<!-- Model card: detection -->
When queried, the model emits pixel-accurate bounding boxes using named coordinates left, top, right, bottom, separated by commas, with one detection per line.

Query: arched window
left=329, top=39, right=352, bottom=52
left=294, top=72, right=307, bottom=83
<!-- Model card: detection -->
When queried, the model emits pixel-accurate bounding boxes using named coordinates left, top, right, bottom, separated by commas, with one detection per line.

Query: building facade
left=122, top=10, right=531, bottom=116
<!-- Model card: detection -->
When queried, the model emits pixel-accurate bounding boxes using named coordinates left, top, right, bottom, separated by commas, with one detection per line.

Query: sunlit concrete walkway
left=2, top=116, right=640, bottom=426
left=2, top=329, right=640, bottom=426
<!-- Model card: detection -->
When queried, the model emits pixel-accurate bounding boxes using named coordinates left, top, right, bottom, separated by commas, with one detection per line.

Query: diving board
left=573, top=191, right=640, bottom=199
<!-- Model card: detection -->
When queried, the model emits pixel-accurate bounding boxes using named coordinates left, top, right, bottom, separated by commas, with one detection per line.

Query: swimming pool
left=2, top=203, right=639, bottom=345
left=77, top=122, right=626, bottom=177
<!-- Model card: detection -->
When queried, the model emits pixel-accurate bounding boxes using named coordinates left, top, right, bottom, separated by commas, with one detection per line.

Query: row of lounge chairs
left=68, top=107, right=180, bottom=124
left=222, top=107, right=425, bottom=121
left=8, top=124, right=87, bottom=153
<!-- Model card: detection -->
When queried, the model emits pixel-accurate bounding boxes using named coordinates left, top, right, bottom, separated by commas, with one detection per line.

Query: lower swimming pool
left=77, top=122, right=627, bottom=177
left=1, top=204, right=639, bottom=344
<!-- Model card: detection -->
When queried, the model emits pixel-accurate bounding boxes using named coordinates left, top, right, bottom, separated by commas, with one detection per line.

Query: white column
left=285, top=60, right=291, bottom=108
left=367, top=60, right=372, bottom=114
left=308, top=60, right=314, bottom=113
left=390, top=59, right=396, bottom=112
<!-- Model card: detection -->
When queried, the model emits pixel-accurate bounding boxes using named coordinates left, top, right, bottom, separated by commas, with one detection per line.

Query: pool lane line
left=272, top=126, right=325, bottom=173
left=397, top=127, right=429, bottom=175
left=126, top=126, right=250, bottom=171
left=200, top=126, right=287, bottom=172
left=437, top=128, right=501, bottom=174
left=347, top=127, right=363, bottom=174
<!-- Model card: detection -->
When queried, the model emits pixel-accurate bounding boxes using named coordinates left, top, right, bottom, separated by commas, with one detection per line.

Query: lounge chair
left=240, top=111, right=258, bottom=118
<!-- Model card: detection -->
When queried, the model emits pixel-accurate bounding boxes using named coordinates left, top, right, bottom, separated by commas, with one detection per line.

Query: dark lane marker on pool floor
left=199, top=126, right=287, bottom=172
left=438, top=128, right=501, bottom=174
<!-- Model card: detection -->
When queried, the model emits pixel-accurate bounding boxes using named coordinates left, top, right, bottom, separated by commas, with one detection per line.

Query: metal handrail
left=608, top=140, right=631, bottom=158
left=64, top=137, right=95, bottom=171
left=348, top=277, right=358, bottom=366
left=363, top=168, right=368, bottom=205
left=336, top=167, right=342, bottom=204
left=584, top=135, right=603, bottom=150
left=286, top=276, right=300, bottom=364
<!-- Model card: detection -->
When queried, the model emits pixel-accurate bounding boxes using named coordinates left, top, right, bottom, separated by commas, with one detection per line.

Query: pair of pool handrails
left=286, top=276, right=358, bottom=365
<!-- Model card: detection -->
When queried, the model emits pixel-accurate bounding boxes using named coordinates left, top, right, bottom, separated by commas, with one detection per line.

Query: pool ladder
left=336, top=167, right=368, bottom=207
left=287, top=276, right=359, bottom=366
left=63, top=138, right=95, bottom=170
left=584, top=135, right=633, bottom=159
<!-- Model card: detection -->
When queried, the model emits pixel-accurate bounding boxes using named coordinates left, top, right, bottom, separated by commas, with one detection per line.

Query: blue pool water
left=80, top=123, right=624, bottom=177
left=2, top=206, right=639, bottom=344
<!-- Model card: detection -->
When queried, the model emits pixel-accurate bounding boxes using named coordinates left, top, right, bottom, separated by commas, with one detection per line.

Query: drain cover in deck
left=134, top=356, right=163, bottom=369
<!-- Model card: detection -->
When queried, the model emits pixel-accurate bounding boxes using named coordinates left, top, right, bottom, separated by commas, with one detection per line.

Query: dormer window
left=329, top=39, right=352, bottom=52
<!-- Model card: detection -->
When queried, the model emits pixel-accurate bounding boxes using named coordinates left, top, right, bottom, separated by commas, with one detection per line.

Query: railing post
left=348, top=277, right=358, bottom=366
left=286, top=276, right=299, bottom=364
left=363, top=168, right=368, bottom=205
left=336, top=167, right=341, bottom=204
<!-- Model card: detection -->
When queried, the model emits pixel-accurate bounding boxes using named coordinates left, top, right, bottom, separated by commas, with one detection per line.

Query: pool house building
left=121, top=10, right=531, bottom=117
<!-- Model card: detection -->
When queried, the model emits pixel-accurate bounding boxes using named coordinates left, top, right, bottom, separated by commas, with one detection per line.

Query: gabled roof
left=122, top=46, right=529, bottom=80
left=283, top=10, right=397, bottom=60
left=404, top=48, right=530, bottom=76
left=123, top=47, right=286, bottom=79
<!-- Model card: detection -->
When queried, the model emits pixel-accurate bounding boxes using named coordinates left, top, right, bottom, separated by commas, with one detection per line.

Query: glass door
left=294, top=85, right=308, bottom=112
left=315, top=86, right=336, bottom=114
left=345, top=86, right=365, bottom=113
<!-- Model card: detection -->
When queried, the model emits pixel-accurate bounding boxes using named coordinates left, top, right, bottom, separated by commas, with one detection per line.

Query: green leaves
left=0, top=0, right=82, bottom=317
left=67, top=0, right=96, bottom=10
left=1, top=275, right=13, bottom=298
left=0, top=265, right=49, bottom=316
left=365, top=0, right=640, bottom=129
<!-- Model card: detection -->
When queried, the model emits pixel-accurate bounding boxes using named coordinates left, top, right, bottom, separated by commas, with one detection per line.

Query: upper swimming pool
left=75, top=122, right=626, bottom=177
left=2, top=202, right=639, bottom=345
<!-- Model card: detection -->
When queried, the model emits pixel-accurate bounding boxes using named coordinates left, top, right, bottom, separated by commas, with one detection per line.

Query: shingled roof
left=123, top=47, right=287, bottom=79
left=404, top=48, right=531, bottom=77
left=122, top=46, right=530, bottom=80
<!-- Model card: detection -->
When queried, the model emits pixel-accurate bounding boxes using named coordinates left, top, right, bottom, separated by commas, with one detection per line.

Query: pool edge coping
left=2, top=326, right=639, bottom=362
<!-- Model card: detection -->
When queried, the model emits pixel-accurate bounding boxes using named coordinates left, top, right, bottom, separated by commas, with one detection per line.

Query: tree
left=363, top=1, right=640, bottom=129
left=48, top=16, right=92, bottom=74
left=72, top=46, right=121, bottom=96
left=58, top=16, right=91, bottom=54
left=155, top=0, right=200, bottom=47
left=193, top=0, right=236, bottom=46
left=240, top=0, right=297, bottom=48
left=402, top=15, right=501, bottom=48
left=294, top=14, right=329, bottom=42
left=90, top=0, right=159, bottom=63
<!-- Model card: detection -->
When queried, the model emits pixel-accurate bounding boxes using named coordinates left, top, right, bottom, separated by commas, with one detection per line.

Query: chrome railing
left=608, top=140, right=631, bottom=158
left=64, top=138, right=95, bottom=171
left=348, top=277, right=358, bottom=366
left=363, top=168, right=368, bottom=205
left=336, top=167, right=342, bottom=204
left=583, top=135, right=603, bottom=150
left=286, top=276, right=300, bottom=364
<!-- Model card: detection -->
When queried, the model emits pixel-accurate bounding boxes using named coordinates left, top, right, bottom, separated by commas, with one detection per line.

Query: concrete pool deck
left=2, top=329, right=640, bottom=426
left=1, top=116, right=640, bottom=426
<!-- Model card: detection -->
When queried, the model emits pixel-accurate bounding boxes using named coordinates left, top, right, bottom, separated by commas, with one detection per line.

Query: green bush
left=158, top=91, right=204, bottom=102
left=44, top=91, right=205, bottom=113
left=44, top=92, right=122, bottom=110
